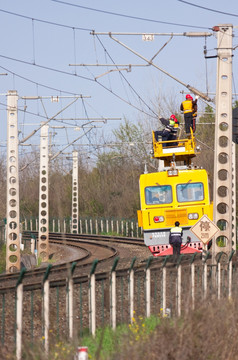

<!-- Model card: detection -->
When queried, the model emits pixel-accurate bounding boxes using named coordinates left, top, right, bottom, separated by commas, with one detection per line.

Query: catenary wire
left=0, top=54, right=92, bottom=82
left=0, top=54, right=158, bottom=119
left=73, top=28, right=77, bottom=75
left=32, top=19, right=36, bottom=64
left=0, top=65, right=78, bottom=96
left=81, top=97, right=96, bottom=148
left=0, top=6, right=221, bottom=117
left=0, top=8, right=92, bottom=31
left=51, top=0, right=211, bottom=30
left=95, top=35, right=158, bottom=117
left=95, top=35, right=132, bottom=109
left=0, top=100, right=110, bottom=130
left=177, top=0, right=238, bottom=18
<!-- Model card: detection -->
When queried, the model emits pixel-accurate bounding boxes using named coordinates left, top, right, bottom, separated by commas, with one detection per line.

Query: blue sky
left=0, top=0, right=238, bottom=162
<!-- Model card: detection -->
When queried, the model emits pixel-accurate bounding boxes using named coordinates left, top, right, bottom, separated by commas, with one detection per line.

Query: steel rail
left=0, top=233, right=121, bottom=289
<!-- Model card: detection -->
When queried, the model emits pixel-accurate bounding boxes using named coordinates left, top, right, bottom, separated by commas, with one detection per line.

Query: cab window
left=145, top=185, right=172, bottom=205
left=177, top=182, right=204, bottom=202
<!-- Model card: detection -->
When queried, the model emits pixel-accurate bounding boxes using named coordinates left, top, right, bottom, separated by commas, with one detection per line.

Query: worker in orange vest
left=180, top=94, right=198, bottom=134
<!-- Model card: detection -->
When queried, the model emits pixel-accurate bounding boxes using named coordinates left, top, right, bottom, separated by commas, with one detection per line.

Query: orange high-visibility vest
left=182, top=100, right=193, bottom=113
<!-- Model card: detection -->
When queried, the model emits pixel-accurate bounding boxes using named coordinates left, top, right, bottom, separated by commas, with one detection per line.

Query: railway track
left=34, top=231, right=145, bottom=246
left=1, top=231, right=207, bottom=292
left=0, top=231, right=148, bottom=291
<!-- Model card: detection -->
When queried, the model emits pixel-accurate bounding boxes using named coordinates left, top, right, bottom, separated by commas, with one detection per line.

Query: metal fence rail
left=0, top=251, right=236, bottom=359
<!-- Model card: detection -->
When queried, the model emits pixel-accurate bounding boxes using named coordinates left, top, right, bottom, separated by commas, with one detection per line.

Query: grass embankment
left=18, top=315, right=160, bottom=359
left=15, top=299, right=238, bottom=359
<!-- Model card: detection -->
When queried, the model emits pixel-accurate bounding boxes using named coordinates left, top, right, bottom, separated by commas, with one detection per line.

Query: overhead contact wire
left=95, top=35, right=157, bottom=117
left=0, top=8, right=92, bottom=31
left=0, top=64, right=81, bottom=96
left=52, top=0, right=210, bottom=29
left=0, top=54, right=157, bottom=118
left=177, top=0, right=238, bottom=18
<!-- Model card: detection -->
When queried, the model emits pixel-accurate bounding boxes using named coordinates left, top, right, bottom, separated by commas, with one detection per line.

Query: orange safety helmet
left=186, top=94, right=193, bottom=100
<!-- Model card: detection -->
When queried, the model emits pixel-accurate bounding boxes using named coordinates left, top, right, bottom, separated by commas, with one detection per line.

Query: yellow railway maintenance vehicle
left=137, top=130, right=213, bottom=256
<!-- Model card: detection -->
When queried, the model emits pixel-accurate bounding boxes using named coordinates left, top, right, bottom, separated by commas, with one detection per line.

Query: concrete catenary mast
left=38, top=123, right=49, bottom=261
left=212, top=24, right=236, bottom=260
left=72, top=150, right=79, bottom=233
left=6, top=90, right=20, bottom=272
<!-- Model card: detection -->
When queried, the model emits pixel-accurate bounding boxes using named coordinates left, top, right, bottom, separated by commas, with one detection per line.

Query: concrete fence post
left=129, top=258, right=136, bottom=324
left=131, top=221, right=134, bottom=237
left=110, top=258, right=119, bottom=330
left=203, top=252, right=209, bottom=299
left=43, top=265, right=52, bottom=355
left=145, top=257, right=153, bottom=318
left=177, top=255, right=183, bottom=317
left=90, top=219, right=93, bottom=234
left=228, top=250, right=235, bottom=299
left=190, top=253, right=197, bottom=310
left=89, top=260, right=98, bottom=336
left=31, top=238, right=35, bottom=255
left=67, top=262, right=76, bottom=339
left=16, top=268, right=26, bottom=360
left=162, top=256, right=169, bottom=317
left=126, top=222, right=128, bottom=237
left=216, top=252, right=224, bottom=300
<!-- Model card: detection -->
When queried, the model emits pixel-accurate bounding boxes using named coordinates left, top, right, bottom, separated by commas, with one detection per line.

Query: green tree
left=112, top=118, right=150, bottom=167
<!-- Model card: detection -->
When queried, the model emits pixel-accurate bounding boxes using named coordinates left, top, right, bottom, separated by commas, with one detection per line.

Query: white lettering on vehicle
left=151, top=232, right=166, bottom=238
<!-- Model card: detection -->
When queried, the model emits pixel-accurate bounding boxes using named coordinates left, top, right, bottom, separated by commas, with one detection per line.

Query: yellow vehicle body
left=138, top=167, right=213, bottom=255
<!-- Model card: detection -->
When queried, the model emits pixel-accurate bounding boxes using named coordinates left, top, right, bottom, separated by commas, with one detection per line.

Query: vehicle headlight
left=154, top=216, right=164, bottom=223
left=188, top=213, right=199, bottom=220
left=167, top=169, right=178, bottom=176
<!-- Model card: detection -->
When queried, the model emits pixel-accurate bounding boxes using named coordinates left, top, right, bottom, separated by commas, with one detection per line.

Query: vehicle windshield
left=177, top=182, right=204, bottom=202
left=145, top=185, right=172, bottom=205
